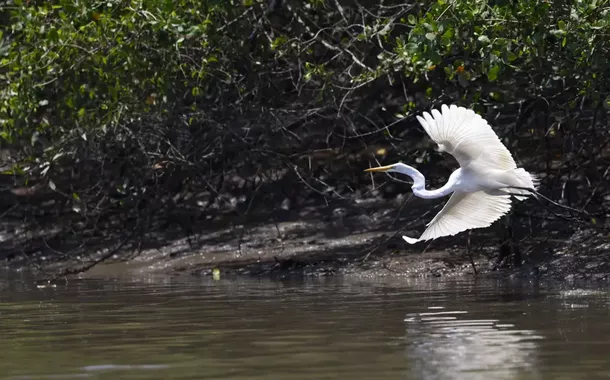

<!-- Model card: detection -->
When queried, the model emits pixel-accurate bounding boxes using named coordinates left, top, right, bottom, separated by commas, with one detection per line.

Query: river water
left=0, top=271, right=609, bottom=380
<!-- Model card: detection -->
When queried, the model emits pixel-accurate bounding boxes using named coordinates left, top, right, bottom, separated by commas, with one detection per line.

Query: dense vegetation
left=1, top=0, right=609, bottom=274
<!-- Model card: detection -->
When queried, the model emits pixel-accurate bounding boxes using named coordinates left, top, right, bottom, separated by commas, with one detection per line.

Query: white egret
left=365, top=104, right=538, bottom=244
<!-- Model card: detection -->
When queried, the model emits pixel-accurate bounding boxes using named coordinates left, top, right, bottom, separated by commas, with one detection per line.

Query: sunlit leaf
left=477, top=35, right=491, bottom=45
left=487, top=65, right=500, bottom=81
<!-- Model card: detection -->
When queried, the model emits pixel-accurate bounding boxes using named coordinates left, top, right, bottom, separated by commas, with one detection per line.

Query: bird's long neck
left=393, top=164, right=455, bottom=199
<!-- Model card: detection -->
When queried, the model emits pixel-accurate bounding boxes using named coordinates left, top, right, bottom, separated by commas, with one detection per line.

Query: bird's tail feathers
left=504, top=168, right=538, bottom=201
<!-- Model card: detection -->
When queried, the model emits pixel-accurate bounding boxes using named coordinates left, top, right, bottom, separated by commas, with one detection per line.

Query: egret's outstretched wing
left=416, top=104, right=516, bottom=170
left=403, top=191, right=512, bottom=244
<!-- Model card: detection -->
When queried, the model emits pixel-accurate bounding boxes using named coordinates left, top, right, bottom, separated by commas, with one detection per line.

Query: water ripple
left=405, top=307, right=544, bottom=380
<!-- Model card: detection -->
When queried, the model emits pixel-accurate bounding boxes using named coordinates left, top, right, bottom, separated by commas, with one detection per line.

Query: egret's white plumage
left=365, top=104, right=537, bottom=244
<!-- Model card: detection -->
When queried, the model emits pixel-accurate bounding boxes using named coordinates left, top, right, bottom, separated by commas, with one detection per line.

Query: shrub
left=0, top=0, right=608, bottom=270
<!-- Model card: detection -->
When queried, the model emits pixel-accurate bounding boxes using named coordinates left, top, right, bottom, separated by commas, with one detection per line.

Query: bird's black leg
left=509, top=215, right=522, bottom=267
left=496, top=244, right=510, bottom=269
left=495, top=211, right=521, bottom=269
left=467, top=230, right=477, bottom=276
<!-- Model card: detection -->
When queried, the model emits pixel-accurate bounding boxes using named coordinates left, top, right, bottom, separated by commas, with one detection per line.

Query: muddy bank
left=2, top=180, right=608, bottom=282
left=133, top=224, right=610, bottom=282
left=5, top=205, right=606, bottom=283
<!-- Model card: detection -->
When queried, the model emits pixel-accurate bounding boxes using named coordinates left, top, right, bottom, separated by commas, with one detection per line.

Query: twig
left=0, top=204, right=17, bottom=220
left=508, top=186, right=593, bottom=217
left=46, top=222, right=139, bottom=282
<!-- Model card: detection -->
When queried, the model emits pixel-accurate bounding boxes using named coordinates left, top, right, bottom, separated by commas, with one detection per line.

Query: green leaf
left=487, top=65, right=500, bottom=81
left=425, top=32, right=436, bottom=41
left=407, top=14, right=417, bottom=25
left=405, top=42, right=419, bottom=53
left=478, top=35, right=491, bottom=45
left=442, top=29, right=454, bottom=39
left=443, top=66, right=453, bottom=78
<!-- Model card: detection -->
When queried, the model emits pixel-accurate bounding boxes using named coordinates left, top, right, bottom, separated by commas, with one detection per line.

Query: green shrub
left=1, top=0, right=254, bottom=146
left=387, top=0, right=610, bottom=110
left=0, top=0, right=608, bottom=268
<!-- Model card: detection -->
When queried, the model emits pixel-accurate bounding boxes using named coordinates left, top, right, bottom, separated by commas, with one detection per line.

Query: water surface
left=1, top=271, right=609, bottom=379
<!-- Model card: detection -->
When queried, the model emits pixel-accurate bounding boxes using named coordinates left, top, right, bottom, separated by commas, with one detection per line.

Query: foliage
left=0, top=0, right=609, bottom=270
left=393, top=0, right=610, bottom=109
left=1, top=0, right=251, bottom=146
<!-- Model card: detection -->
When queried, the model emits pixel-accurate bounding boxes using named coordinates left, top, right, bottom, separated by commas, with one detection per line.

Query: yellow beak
left=364, top=165, right=394, bottom=173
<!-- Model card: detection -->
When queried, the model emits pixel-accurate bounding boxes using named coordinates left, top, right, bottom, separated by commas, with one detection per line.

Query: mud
left=16, top=218, right=607, bottom=284
left=2, top=192, right=608, bottom=283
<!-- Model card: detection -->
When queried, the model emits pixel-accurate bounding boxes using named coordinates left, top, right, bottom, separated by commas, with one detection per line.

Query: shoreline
left=5, top=218, right=608, bottom=283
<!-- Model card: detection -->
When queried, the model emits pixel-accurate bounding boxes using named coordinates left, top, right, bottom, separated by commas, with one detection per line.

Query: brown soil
left=3, top=192, right=608, bottom=283
left=66, top=219, right=610, bottom=283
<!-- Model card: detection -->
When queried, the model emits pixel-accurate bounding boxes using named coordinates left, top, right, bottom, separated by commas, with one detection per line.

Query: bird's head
left=364, top=163, right=425, bottom=186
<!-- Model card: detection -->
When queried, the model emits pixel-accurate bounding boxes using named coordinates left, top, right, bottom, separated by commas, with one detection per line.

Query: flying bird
left=365, top=104, right=537, bottom=244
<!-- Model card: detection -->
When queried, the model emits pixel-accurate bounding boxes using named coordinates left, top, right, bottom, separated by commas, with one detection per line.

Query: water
left=1, top=272, right=609, bottom=380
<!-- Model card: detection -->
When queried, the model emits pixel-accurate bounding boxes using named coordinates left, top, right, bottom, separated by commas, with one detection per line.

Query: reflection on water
left=0, top=270, right=610, bottom=380
left=405, top=308, right=543, bottom=379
